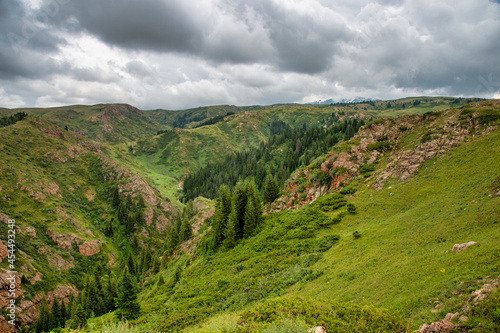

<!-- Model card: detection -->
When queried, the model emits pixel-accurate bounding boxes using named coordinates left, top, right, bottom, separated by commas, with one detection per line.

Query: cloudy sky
left=1, top=0, right=499, bottom=110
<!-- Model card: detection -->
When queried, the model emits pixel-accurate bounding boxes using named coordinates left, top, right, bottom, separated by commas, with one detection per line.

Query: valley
left=0, top=97, right=499, bottom=333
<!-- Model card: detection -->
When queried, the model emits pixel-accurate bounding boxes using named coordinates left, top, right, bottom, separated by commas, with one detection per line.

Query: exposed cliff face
left=269, top=101, right=500, bottom=212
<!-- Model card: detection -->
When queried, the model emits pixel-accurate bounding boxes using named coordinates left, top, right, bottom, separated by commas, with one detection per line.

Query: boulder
left=452, top=241, right=477, bottom=252
left=78, top=240, right=101, bottom=256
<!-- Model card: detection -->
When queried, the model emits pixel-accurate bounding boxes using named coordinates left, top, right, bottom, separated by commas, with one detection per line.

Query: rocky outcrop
left=45, top=229, right=80, bottom=251
left=78, top=240, right=101, bottom=256
left=37, top=247, right=74, bottom=271
left=0, top=241, right=8, bottom=263
left=16, top=284, right=78, bottom=327
left=452, top=241, right=477, bottom=252
left=419, top=276, right=499, bottom=332
left=270, top=105, right=499, bottom=211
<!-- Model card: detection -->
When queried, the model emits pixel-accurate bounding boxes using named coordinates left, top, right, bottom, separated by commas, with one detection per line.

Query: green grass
left=126, top=101, right=500, bottom=332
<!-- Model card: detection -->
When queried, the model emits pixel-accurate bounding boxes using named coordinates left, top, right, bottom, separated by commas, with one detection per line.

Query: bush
left=359, top=164, right=375, bottom=175
left=347, top=203, right=356, bottom=214
left=353, top=231, right=361, bottom=239
left=298, top=193, right=307, bottom=200
left=315, top=235, right=340, bottom=252
left=310, top=170, right=331, bottom=185
left=340, top=186, right=357, bottom=195
left=237, top=297, right=407, bottom=333
left=367, top=142, right=391, bottom=152
left=313, top=193, right=347, bottom=212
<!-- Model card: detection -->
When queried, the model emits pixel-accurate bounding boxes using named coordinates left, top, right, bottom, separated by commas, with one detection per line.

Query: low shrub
left=347, top=203, right=357, bottom=214
left=237, top=297, right=408, bottom=333
left=313, top=193, right=347, bottom=212
left=340, top=186, right=357, bottom=195
left=367, top=142, right=391, bottom=152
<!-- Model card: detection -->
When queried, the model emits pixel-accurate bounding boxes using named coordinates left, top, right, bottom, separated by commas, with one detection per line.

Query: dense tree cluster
left=110, top=186, right=146, bottom=236
left=172, top=112, right=206, bottom=128
left=165, top=199, right=197, bottom=254
left=183, top=118, right=365, bottom=200
left=192, top=112, right=235, bottom=128
left=0, top=112, right=27, bottom=128
left=34, top=264, right=119, bottom=332
left=204, top=180, right=262, bottom=251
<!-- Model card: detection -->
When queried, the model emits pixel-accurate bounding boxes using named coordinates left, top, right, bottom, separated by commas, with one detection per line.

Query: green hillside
left=0, top=104, right=164, bottom=143
left=91, top=99, right=499, bottom=332
left=0, top=97, right=497, bottom=333
left=0, top=115, right=177, bottom=331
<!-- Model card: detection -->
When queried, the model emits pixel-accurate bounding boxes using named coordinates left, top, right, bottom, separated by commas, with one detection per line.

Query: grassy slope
left=0, top=104, right=164, bottom=143
left=129, top=98, right=474, bottom=200
left=131, top=101, right=499, bottom=332
left=0, top=116, right=117, bottom=292
left=293, top=126, right=500, bottom=326
left=0, top=115, right=175, bottom=304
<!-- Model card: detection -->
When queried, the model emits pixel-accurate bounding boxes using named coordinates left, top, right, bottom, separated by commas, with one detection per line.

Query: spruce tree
left=166, top=226, right=179, bottom=254
left=69, top=303, right=86, bottom=329
left=244, top=180, right=262, bottom=237
left=212, top=185, right=232, bottom=247
left=179, top=214, right=193, bottom=241
left=50, top=298, right=61, bottom=330
left=127, top=253, right=136, bottom=276
left=105, top=276, right=117, bottom=312
left=263, top=174, right=280, bottom=203
left=232, top=182, right=248, bottom=239
left=115, top=269, right=141, bottom=320
left=223, top=203, right=238, bottom=249
left=60, top=300, right=67, bottom=327
left=36, top=297, right=49, bottom=333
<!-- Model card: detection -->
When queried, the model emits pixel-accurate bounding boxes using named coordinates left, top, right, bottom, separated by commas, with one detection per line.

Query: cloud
left=1, top=0, right=500, bottom=110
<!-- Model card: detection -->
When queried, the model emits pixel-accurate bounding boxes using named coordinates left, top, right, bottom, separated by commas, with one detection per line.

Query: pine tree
left=232, top=182, right=248, bottom=239
left=36, top=297, right=50, bottom=333
left=105, top=276, right=117, bottom=312
left=115, top=270, right=141, bottom=320
left=166, top=226, right=179, bottom=254
left=263, top=174, right=280, bottom=203
left=212, top=185, right=232, bottom=246
left=127, top=253, right=136, bottom=276
left=60, top=300, right=67, bottom=327
left=50, top=298, right=61, bottom=330
left=104, top=219, right=114, bottom=237
left=223, top=203, right=238, bottom=249
left=112, top=186, right=121, bottom=208
left=244, top=181, right=262, bottom=237
left=179, top=214, right=193, bottom=241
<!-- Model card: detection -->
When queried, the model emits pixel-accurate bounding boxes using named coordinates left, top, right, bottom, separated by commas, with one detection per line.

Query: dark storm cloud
left=40, top=0, right=352, bottom=73
left=232, top=0, right=353, bottom=73
left=330, top=0, right=500, bottom=97
left=44, top=0, right=204, bottom=54
left=0, top=1, right=68, bottom=79
left=1, top=0, right=500, bottom=109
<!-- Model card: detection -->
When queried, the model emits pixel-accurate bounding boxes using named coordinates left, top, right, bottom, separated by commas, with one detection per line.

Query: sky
left=0, top=0, right=500, bottom=110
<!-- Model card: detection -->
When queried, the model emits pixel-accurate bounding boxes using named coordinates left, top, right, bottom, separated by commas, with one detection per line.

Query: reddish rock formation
left=78, top=240, right=101, bottom=256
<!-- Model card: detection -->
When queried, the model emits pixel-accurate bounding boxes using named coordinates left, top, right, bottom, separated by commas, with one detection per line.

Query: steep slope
left=0, top=116, right=177, bottom=331
left=130, top=100, right=499, bottom=332
left=0, top=104, right=164, bottom=143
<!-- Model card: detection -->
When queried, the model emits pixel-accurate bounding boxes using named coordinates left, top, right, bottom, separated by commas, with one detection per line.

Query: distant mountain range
left=309, top=97, right=380, bottom=105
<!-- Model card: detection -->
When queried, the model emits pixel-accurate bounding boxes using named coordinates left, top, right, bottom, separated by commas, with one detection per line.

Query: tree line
left=0, top=112, right=27, bottom=128
left=182, top=117, right=365, bottom=201
left=33, top=262, right=140, bottom=332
